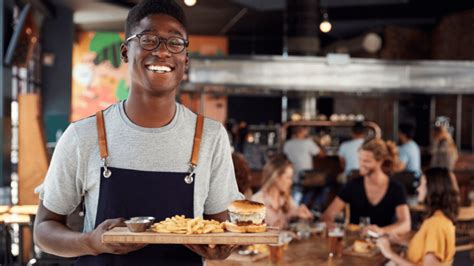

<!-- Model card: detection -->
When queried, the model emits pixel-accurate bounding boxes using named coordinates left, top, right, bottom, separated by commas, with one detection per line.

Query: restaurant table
left=207, top=233, right=393, bottom=266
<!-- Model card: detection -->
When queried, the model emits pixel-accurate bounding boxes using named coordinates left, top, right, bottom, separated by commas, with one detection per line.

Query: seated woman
left=322, top=139, right=411, bottom=235
left=252, top=155, right=313, bottom=229
left=377, top=167, right=459, bottom=265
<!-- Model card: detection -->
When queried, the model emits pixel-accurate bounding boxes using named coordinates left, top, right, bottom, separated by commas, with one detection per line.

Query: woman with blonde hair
left=323, top=138, right=411, bottom=235
left=252, top=155, right=313, bottom=229
left=431, top=125, right=458, bottom=170
left=377, top=167, right=459, bottom=265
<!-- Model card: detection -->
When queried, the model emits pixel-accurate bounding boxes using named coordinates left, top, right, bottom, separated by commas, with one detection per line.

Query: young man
left=338, top=122, right=365, bottom=182
left=323, top=139, right=411, bottom=236
left=34, top=1, right=242, bottom=265
left=283, top=126, right=320, bottom=182
left=398, top=123, right=421, bottom=178
left=283, top=126, right=320, bottom=204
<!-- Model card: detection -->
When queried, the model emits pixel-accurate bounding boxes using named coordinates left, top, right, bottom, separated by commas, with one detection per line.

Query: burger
left=353, top=239, right=375, bottom=253
left=224, top=200, right=267, bottom=233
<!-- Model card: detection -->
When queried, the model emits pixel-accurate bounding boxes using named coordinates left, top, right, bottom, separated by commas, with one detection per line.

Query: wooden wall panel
left=18, top=93, right=49, bottom=205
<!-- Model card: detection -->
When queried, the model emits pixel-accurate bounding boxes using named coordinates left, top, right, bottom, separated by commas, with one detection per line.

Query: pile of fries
left=151, top=215, right=224, bottom=234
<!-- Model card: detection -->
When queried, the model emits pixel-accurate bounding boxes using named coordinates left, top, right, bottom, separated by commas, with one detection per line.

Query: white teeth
left=146, top=65, right=172, bottom=73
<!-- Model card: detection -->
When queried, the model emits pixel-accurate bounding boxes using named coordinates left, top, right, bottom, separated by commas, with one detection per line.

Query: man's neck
left=124, top=92, right=177, bottom=128
left=365, top=169, right=388, bottom=186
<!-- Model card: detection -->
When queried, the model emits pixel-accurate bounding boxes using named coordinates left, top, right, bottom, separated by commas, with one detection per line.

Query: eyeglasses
left=126, top=33, right=189, bottom=54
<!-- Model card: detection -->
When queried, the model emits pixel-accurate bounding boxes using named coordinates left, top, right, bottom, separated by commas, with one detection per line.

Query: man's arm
left=339, top=157, right=346, bottom=172
left=322, top=196, right=346, bottom=225
left=34, top=202, right=92, bottom=257
left=204, top=210, right=229, bottom=222
left=380, top=204, right=411, bottom=235
left=34, top=202, right=145, bottom=257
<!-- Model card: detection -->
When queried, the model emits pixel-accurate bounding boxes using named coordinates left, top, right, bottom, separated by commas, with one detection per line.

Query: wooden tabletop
left=8, top=205, right=38, bottom=215
left=0, top=213, right=31, bottom=224
left=207, top=233, right=390, bottom=266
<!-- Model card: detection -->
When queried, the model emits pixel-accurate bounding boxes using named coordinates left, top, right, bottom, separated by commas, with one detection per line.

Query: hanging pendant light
left=319, top=11, right=332, bottom=33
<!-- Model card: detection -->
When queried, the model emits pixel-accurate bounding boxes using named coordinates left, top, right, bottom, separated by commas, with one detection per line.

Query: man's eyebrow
left=137, top=28, right=186, bottom=38
left=139, top=28, right=155, bottom=34
left=169, top=30, right=185, bottom=38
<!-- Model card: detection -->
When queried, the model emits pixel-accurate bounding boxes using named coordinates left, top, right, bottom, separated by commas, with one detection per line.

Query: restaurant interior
left=0, top=0, right=473, bottom=265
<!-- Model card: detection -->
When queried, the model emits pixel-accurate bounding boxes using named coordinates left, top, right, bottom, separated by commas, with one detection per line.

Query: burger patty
left=236, top=220, right=265, bottom=226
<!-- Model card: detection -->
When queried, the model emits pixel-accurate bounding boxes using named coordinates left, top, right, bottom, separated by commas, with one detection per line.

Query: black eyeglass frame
left=125, top=33, right=189, bottom=54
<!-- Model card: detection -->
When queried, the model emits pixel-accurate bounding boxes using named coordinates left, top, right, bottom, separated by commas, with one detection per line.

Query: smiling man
left=33, top=0, right=242, bottom=265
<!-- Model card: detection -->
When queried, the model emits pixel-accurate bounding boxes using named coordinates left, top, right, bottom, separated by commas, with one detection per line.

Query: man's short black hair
left=125, top=0, right=187, bottom=38
left=352, top=122, right=365, bottom=135
left=399, top=123, right=415, bottom=139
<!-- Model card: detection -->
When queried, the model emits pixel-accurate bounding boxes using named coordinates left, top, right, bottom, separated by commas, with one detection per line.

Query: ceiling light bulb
left=319, top=20, right=332, bottom=33
left=184, top=0, right=197, bottom=7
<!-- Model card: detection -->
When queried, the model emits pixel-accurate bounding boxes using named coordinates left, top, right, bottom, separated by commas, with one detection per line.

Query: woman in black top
left=323, top=139, right=411, bottom=235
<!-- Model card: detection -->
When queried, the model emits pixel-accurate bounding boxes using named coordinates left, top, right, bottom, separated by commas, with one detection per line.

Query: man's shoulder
left=345, top=176, right=364, bottom=189
left=69, top=104, right=118, bottom=142
left=388, top=177, right=406, bottom=192
left=179, top=104, right=223, bottom=136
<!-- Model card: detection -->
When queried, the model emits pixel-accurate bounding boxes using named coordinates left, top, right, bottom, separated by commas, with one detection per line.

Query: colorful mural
left=72, top=32, right=228, bottom=121
left=72, top=32, right=129, bottom=121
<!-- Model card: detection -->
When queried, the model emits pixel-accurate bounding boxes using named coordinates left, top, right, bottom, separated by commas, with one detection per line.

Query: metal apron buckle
left=184, top=164, right=196, bottom=184
left=101, top=157, right=112, bottom=178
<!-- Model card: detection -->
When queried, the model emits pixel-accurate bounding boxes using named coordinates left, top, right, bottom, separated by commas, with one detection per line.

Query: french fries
left=151, top=215, right=225, bottom=235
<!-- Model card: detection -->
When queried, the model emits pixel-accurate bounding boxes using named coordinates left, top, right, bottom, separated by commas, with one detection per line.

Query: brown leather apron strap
left=96, top=110, right=109, bottom=159
left=190, top=115, right=204, bottom=166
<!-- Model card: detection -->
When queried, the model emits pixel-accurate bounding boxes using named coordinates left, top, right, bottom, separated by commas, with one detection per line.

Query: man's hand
left=184, top=244, right=238, bottom=260
left=87, top=218, right=147, bottom=255
left=363, top=224, right=384, bottom=236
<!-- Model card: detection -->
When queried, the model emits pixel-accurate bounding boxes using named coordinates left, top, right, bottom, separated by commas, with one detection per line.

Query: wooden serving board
left=102, top=227, right=280, bottom=245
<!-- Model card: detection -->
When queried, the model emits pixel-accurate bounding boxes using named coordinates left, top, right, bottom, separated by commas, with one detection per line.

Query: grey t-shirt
left=283, top=138, right=320, bottom=181
left=37, top=101, right=243, bottom=232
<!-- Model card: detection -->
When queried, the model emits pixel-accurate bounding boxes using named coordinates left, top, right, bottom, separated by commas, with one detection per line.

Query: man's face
left=358, top=150, right=381, bottom=176
left=121, top=14, right=188, bottom=96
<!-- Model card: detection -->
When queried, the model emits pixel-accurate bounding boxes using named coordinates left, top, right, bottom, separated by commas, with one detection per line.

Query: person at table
left=322, top=139, right=411, bottom=235
left=283, top=126, right=320, bottom=204
left=397, top=123, right=421, bottom=178
left=377, top=167, right=459, bottom=265
left=338, top=121, right=365, bottom=183
left=33, top=1, right=242, bottom=265
left=430, top=124, right=458, bottom=170
left=252, top=155, right=313, bottom=229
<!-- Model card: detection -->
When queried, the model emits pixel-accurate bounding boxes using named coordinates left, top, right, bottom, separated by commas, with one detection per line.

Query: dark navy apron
left=75, top=111, right=204, bottom=266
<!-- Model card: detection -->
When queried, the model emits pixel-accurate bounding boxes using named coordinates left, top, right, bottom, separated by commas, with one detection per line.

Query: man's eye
left=168, top=39, right=184, bottom=46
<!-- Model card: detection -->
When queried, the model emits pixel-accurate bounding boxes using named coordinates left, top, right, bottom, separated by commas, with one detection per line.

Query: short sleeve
left=39, top=123, right=85, bottom=215
left=337, top=179, right=355, bottom=203
left=338, top=143, right=347, bottom=157
left=283, top=141, right=289, bottom=156
left=391, top=180, right=408, bottom=207
left=204, top=125, right=244, bottom=215
left=423, top=226, right=448, bottom=261
left=398, top=147, right=409, bottom=164
left=309, top=140, right=320, bottom=156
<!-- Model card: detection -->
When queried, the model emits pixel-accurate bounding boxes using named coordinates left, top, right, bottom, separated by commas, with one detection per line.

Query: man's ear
left=120, top=43, right=128, bottom=63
